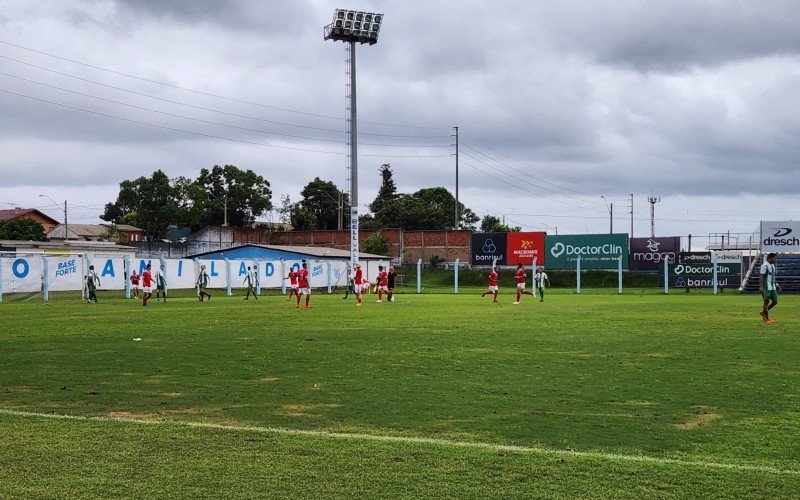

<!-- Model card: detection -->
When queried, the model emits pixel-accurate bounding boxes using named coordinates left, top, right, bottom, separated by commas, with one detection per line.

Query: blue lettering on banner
left=101, top=259, right=115, bottom=277
left=178, top=261, right=183, bottom=276
left=12, top=259, right=29, bottom=278
left=138, top=260, right=152, bottom=274
left=238, top=262, right=247, bottom=276
left=56, top=259, right=78, bottom=277
left=210, top=261, right=219, bottom=277
left=264, top=262, right=274, bottom=277
left=312, top=264, right=323, bottom=277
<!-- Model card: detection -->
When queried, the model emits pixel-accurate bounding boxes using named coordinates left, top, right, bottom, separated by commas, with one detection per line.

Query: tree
left=368, top=163, right=398, bottom=217
left=101, top=170, right=181, bottom=240
left=290, top=206, right=319, bottom=230
left=298, top=177, right=348, bottom=230
left=277, top=195, right=293, bottom=226
left=194, top=165, right=272, bottom=227
left=102, top=166, right=273, bottom=237
left=383, top=187, right=479, bottom=230
left=0, top=218, right=47, bottom=241
left=480, top=215, right=521, bottom=233
left=362, top=230, right=391, bottom=255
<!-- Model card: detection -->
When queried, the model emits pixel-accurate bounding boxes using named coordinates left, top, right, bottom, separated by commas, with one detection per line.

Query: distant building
left=0, top=239, right=135, bottom=258
left=0, top=208, right=60, bottom=233
left=47, top=224, right=144, bottom=243
left=186, top=243, right=389, bottom=263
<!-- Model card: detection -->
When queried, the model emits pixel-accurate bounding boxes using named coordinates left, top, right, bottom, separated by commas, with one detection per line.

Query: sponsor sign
left=760, top=221, right=800, bottom=253
left=471, top=232, right=507, bottom=266
left=711, top=250, right=742, bottom=264
left=667, top=262, right=742, bottom=276
left=678, top=251, right=712, bottom=263
left=545, top=234, right=629, bottom=270
left=629, top=237, right=680, bottom=271
left=506, top=232, right=546, bottom=266
left=49, top=256, right=83, bottom=292
left=658, top=275, right=742, bottom=288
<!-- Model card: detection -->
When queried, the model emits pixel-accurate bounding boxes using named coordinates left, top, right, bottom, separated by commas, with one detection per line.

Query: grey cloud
left=536, top=0, right=800, bottom=71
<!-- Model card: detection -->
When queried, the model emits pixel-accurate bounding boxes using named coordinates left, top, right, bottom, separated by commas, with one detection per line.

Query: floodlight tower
left=324, top=9, right=383, bottom=273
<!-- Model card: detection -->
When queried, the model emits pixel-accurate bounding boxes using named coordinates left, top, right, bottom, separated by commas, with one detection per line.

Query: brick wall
left=267, top=229, right=470, bottom=265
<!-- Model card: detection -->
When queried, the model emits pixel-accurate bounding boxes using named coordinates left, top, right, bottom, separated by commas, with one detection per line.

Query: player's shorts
left=290, top=284, right=299, bottom=290
left=378, top=285, right=388, bottom=292
left=763, top=289, right=778, bottom=301
left=143, top=286, right=152, bottom=293
left=157, top=284, right=165, bottom=290
left=516, top=283, right=526, bottom=291
left=132, top=284, right=140, bottom=290
left=299, top=287, right=311, bottom=295
left=488, top=285, right=498, bottom=292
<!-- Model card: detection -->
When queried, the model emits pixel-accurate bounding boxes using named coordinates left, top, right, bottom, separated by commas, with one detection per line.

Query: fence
left=0, top=254, right=389, bottom=301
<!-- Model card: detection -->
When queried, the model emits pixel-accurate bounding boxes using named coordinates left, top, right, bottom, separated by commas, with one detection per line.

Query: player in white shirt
left=534, top=267, right=550, bottom=303
left=155, top=264, right=168, bottom=302
left=759, top=252, right=779, bottom=324
left=244, top=265, right=258, bottom=300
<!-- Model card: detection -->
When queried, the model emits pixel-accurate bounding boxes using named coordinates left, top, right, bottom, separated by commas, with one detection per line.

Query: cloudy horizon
left=2, top=0, right=799, bottom=247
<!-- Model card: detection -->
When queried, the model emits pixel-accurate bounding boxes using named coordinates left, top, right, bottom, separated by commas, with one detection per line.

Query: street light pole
left=39, top=194, right=67, bottom=240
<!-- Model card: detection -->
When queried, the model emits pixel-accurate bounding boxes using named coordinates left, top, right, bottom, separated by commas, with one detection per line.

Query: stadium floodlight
left=324, top=9, right=382, bottom=45
left=324, top=9, right=384, bottom=275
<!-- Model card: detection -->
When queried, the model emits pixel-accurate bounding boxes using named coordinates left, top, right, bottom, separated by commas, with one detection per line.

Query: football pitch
left=1, top=289, right=799, bottom=498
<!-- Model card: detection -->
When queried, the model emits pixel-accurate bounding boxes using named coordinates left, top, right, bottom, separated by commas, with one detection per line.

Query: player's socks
left=759, top=310, right=767, bottom=321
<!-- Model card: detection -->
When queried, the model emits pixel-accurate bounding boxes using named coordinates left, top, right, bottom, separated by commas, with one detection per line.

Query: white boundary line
left=1, top=409, right=798, bottom=476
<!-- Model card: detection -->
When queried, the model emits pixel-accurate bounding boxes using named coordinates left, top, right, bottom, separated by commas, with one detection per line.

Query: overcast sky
left=2, top=0, right=799, bottom=246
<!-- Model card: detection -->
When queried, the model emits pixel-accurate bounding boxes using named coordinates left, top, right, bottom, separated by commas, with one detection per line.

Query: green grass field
left=2, top=289, right=799, bottom=498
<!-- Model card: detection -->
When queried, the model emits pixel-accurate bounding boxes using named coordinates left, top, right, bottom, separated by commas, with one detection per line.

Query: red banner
left=506, top=232, right=546, bottom=266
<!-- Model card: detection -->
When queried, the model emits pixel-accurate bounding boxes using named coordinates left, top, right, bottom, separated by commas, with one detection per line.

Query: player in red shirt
left=130, top=270, right=140, bottom=299
left=296, top=262, right=311, bottom=309
left=353, top=263, right=368, bottom=307
left=375, top=265, right=389, bottom=302
left=141, top=264, right=153, bottom=306
left=513, top=263, right=534, bottom=304
left=284, top=267, right=300, bottom=302
left=481, top=267, right=500, bottom=302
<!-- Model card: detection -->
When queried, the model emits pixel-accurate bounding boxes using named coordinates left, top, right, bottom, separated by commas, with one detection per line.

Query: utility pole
left=648, top=196, right=660, bottom=238
left=454, top=125, right=459, bottom=229
left=64, top=200, right=69, bottom=241
left=629, top=193, right=634, bottom=238
left=223, top=192, right=228, bottom=227
left=601, top=196, right=613, bottom=234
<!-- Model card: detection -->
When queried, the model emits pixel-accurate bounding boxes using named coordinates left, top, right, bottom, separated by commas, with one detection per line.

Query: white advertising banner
left=88, top=257, right=127, bottom=290
left=1, top=255, right=384, bottom=298
left=203, top=260, right=228, bottom=289
left=1, top=256, right=43, bottom=293
left=48, top=255, right=84, bottom=292
left=166, top=259, right=197, bottom=290
left=761, top=221, right=800, bottom=253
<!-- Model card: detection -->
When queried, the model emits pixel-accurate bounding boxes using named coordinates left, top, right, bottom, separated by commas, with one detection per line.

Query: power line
left=0, top=70, right=450, bottom=149
left=0, top=87, right=343, bottom=154
left=0, top=39, right=451, bottom=131
left=460, top=140, right=602, bottom=200
left=461, top=133, right=598, bottom=194
left=0, top=88, right=452, bottom=159
left=460, top=152, right=604, bottom=212
left=0, top=55, right=447, bottom=140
